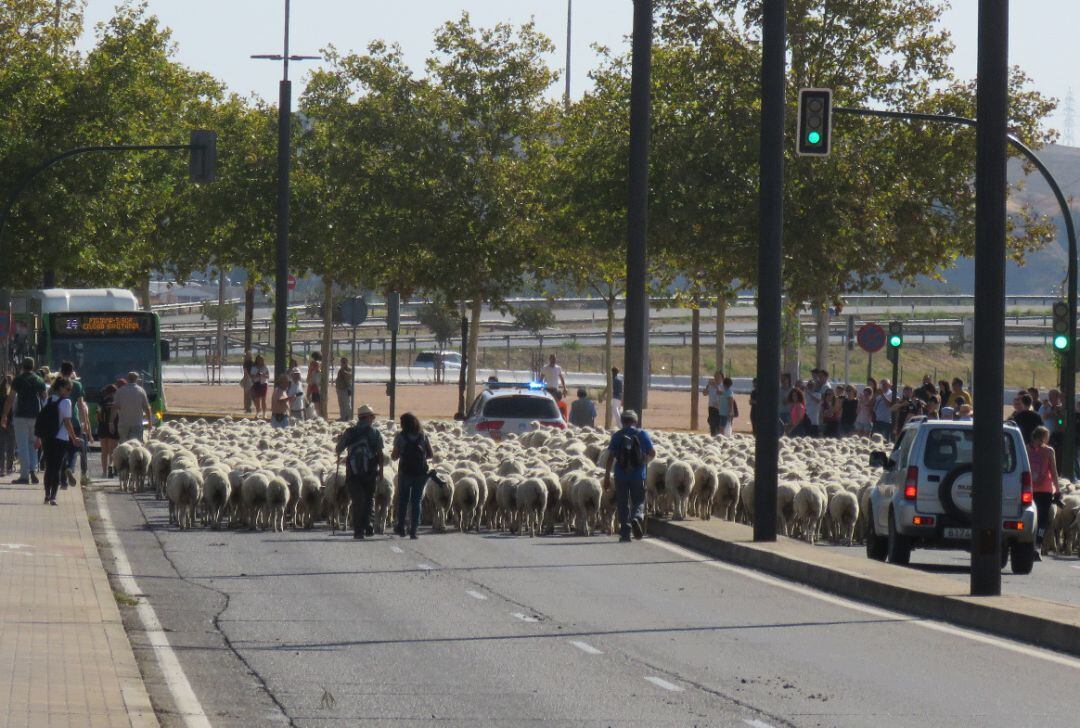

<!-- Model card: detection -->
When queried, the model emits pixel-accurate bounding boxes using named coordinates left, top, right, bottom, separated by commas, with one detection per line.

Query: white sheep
left=424, top=472, right=454, bottom=533
left=828, top=490, right=860, bottom=546
left=516, top=477, right=548, bottom=538
left=165, top=469, right=203, bottom=530
left=665, top=461, right=695, bottom=521
left=453, top=476, right=481, bottom=532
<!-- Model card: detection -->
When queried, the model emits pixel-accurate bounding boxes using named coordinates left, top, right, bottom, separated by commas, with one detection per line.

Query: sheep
left=713, top=470, right=741, bottom=522
left=453, top=476, right=481, bottom=532
left=240, top=472, right=271, bottom=531
left=690, top=464, right=719, bottom=519
left=202, top=467, right=232, bottom=529
left=295, top=475, right=323, bottom=530
left=776, top=482, right=799, bottom=536
left=322, top=471, right=351, bottom=532
left=665, top=461, right=695, bottom=520
left=112, top=442, right=134, bottom=492
left=516, top=477, right=548, bottom=538
left=423, top=472, right=454, bottom=533
left=266, top=475, right=291, bottom=532
left=571, top=477, right=603, bottom=536
left=828, top=490, right=860, bottom=546
left=165, top=469, right=203, bottom=530
left=373, top=475, right=395, bottom=534
left=496, top=477, right=521, bottom=534
left=127, top=446, right=151, bottom=492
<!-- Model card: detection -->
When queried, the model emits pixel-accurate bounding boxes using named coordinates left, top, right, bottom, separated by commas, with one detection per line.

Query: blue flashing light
left=527, top=381, right=546, bottom=390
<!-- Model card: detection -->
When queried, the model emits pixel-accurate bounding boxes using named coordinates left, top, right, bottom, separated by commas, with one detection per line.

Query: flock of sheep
left=107, top=417, right=1080, bottom=555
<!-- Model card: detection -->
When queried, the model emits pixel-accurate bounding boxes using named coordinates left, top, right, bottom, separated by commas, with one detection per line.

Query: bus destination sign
left=51, top=313, right=153, bottom=337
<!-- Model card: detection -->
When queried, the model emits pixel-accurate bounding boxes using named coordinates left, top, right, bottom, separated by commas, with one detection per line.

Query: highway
left=89, top=483, right=1080, bottom=728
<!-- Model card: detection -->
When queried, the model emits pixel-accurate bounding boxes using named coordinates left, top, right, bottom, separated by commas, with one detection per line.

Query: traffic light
left=797, top=88, right=833, bottom=157
left=189, top=129, right=217, bottom=184
left=887, top=320, right=903, bottom=363
left=1052, top=300, right=1070, bottom=351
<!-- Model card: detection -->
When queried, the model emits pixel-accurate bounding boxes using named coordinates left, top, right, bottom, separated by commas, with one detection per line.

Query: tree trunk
left=690, top=307, right=700, bottom=431
left=604, top=296, right=615, bottom=428
left=814, top=303, right=829, bottom=372
left=466, top=297, right=482, bottom=406
left=216, top=269, right=226, bottom=382
left=243, top=281, right=255, bottom=353
left=715, top=293, right=728, bottom=373
left=319, top=278, right=333, bottom=418
left=782, top=300, right=801, bottom=382
left=138, top=273, right=151, bottom=311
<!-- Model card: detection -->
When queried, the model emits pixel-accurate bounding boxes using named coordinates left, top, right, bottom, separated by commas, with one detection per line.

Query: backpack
left=347, top=427, right=380, bottom=478
left=399, top=434, right=428, bottom=477
left=615, top=428, right=643, bottom=471
left=34, top=397, right=61, bottom=440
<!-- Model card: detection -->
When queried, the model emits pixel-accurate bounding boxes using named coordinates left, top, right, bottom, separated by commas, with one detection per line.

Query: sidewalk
left=0, top=478, right=156, bottom=727
left=649, top=517, right=1080, bottom=658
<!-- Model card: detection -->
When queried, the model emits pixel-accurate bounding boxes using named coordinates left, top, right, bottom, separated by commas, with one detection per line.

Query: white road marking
left=417, top=563, right=435, bottom=571
left=466, top=590, right=488, bottom=601
left=511, top=612, right=540, bottom=623
left=744, top=720, right=777, bottom=728
left=645, top=676, right=684, bottom=692
left=96, top=493, right=212, bottom=728
left=570, top=640, right=603, bottom=655
left=647, top=538, right=1080, bottom=671
left=390, top=546, right=404, bottom=554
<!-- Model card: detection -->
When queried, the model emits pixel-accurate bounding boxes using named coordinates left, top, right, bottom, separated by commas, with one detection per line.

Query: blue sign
left=857, top=323, right=885, bottom=354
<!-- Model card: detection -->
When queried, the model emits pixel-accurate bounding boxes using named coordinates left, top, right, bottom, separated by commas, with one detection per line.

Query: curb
left=647, top=517, right=1080, bottom=659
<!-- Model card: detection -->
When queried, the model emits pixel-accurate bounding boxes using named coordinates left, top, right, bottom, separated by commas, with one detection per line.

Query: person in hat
left=0, top=357, right=46, bottom=483
left=287, top=368, right=306, bottom=423
left=335, top=404, right=384, bottom=539
left=603, top=410, right=655, bottom=542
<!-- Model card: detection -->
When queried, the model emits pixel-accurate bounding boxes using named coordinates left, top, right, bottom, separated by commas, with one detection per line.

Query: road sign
left=340, top=297, right=368, bottom=327
left=386, top=292, right=400, bottom=332
left=857, top=323, right=886, bottom=354
left=287, top=274, right=297, bottom=291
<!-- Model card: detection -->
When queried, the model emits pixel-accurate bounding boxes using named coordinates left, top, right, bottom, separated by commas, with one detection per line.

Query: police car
left=463, top=382, right=566, bottom=439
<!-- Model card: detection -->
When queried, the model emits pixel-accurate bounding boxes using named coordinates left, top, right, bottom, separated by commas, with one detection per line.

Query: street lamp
left=251, top=0, right=319, bottom=379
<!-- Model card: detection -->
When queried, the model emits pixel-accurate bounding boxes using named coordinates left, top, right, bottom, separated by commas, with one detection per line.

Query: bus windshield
left=51, top=338, right=159, bottom=402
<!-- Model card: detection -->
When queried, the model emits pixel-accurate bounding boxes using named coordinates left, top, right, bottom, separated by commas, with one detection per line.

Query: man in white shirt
left=540, top=354, right=566, bottom=394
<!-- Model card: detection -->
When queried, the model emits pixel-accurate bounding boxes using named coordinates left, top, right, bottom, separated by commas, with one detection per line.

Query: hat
left=289, top=367, right=302, bottom=377
left=621, top=409, right=639, bottom=423
left=357, top=404, right=376, bottom=418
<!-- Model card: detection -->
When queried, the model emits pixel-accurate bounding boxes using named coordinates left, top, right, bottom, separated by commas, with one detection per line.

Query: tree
left=416, top=297, right=460, bottom=351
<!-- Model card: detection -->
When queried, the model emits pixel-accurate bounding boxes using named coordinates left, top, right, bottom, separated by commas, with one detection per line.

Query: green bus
left=12, top=289, right=170, bottom=423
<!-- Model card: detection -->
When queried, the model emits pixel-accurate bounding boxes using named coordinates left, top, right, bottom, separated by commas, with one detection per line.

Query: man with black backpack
left=35, top=377, right=82, bottom=505
left=603, top=410, right=656, bottom=542
left=335, top=404, right=384, bottom=539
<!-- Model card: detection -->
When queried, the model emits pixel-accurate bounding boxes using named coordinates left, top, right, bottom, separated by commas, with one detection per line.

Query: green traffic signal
left=807, top=131, right=822, bottom=145
left=888, top=334, right=902, bottom=348
left=1054, top=333, right=1070, bottom=351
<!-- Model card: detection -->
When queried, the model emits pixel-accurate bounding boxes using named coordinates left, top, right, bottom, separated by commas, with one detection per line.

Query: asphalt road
left=85, top=479, right=1080, bottom=728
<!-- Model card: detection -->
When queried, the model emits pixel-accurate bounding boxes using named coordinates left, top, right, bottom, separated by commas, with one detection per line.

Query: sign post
left=858, top=322, right=885, bottom=388
left=387, top=292, right=400, bottom=420
left=340, top=297, right=368, bottom=421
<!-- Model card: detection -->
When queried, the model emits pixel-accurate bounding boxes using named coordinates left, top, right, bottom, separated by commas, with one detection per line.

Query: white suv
left=463, top=384, right=566, bottom=439
left=865, top=420, right=1037, bottom=574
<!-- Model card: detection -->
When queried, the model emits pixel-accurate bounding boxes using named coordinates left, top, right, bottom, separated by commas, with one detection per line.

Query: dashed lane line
left=570, top=640, right=603, bottom=655
left=417, top=563, right=435, bottom=570
left=389, top=546, right=404, bottom=554
left=511, top=612, right=540, bottom=623
left=466, top=590, right=488, bottom=601
left=645, top=676, right=684, bottom=692
left=744, top=719, right=777, bottom=728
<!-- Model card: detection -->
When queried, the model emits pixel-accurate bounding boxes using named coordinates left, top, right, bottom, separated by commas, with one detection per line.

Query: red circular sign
left=287, top=274, right=297, bottom=291
left=857, top=323, right=886, bottom=353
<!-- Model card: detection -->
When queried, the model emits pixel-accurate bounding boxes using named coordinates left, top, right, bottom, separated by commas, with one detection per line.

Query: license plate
left=944, top=527, right=971, bottom=539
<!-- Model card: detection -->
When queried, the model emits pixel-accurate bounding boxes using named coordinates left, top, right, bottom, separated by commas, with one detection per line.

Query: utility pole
left=564, top=0, right=573, bottom=109
left=971, top=0, right=1008, bottom=597
left=753, top=0, right=785, bottom=543
left=623, top=0, right=653, bottom=421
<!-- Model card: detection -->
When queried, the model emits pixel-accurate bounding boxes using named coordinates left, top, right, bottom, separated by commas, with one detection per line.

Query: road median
left=648, top=517, right=1080, bottom=658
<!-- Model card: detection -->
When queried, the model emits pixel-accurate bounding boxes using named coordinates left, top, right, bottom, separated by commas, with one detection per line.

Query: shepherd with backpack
left=603, top=410, right=656, bottom=543
left=335, top=404, right=384, bottom=539
left=391, top=412, right=434, bottom=539
left=35, top=377, right=82, bottom=506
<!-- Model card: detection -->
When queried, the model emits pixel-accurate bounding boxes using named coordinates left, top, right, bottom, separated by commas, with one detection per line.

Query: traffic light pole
left=834, top=105, right=1078, bottom=479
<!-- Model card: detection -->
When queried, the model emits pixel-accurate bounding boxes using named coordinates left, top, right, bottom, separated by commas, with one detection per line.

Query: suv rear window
left=483, top=395, right=560, bottom=420
left=414, top=353, right=435, bottom=363
left=923, top=428, right=1017, bottom=473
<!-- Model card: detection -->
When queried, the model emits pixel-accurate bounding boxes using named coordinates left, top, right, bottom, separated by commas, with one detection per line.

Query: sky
left=77, top=1, right=1080, bottom=140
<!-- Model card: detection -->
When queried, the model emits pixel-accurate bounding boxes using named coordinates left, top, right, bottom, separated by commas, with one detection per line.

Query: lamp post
left=252, top=0, right=319, bottom=379
left=564, top=0, right=573, bottom=109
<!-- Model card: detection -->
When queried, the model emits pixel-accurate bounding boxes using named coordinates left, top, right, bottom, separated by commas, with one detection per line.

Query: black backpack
left=399, top=434, right=428, bottom=476
left=615, top=428, right=643, bottom=471
left=347, top=428, right=380, bottom=478
left=34, top=397, right=61, bottom=440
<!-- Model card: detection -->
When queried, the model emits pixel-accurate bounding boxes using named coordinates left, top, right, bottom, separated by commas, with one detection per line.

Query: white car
left=464, top=384, right=566, bottom=438
left=411, top=350, right=462, bottom=370
left=865, top=419, right=1037, bottom=574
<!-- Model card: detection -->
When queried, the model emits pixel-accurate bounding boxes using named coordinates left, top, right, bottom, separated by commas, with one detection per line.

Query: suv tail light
left=476, top=420, right=505, bottom=431
left=903, top=466, right=919, bottom=500
left=541, top=419, right=566, bottom=430
left=1020, top=471, right=1033, bottom=505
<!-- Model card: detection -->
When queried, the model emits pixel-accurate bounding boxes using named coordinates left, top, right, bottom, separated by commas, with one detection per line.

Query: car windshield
left=923, top=428, right=1017, bottom=473
left=483, top=395, right=559, bottom=420
left=51, top=339, right=158, bottom=402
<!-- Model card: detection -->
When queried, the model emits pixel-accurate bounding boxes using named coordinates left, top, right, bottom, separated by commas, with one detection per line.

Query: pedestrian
left=335, top=356, right=353, bottom=422
left=840, top=385, right=859, bottom=436
left=924, top=395, right=940, bottom=420
left=0, top=357, right=46, bottom=484
left=307, top=353, right=323, bottom=418
left=270, top=374, right=292, bottom=429
left=250, top=354, right=269, bottom=417
left=554, top=389, right=570, bottom=422
left=723, top=377, right=738, bottom=436
left=703, top=370, right=726, bottom=437
left=855, top=386, right=874, bottom=436
left=0, top=375, right=14, bottom=477
left=948, top=377, right=972, bottom=409
left=891, top=385, right=917, bottom=437
left=749, top=378, right=758, bottom=436
left=1027, top=426, right=1061, bottom=559
left=954, top=396, right=973, bottom=421
left=778, top=373, right=793, bottom=430
left=96, top=384, right=119, bottom=477
left=540, top=354, right=567, bottom=395
left=1010, top=393, right=1044, bottom=445
left=602, top=410, right=655, bottom=542
left=822, top=388, right=841, bottom=438
left=609, top=367, right=623, bottom=424
left=287, top=368, right=305, bottom=423
left=569, top=388, right=597, bottom=428
left=786, top=388, right=807, bottom=437
left=917, top=375, right=937, bottom=403
left=335, top=404, right=384, bottom=539
left=241, top=350, right=255, bottom=413
left=871, top=378, right=894, bottom=438
left=59, top=361, right=91, bottom=487
left=37, top=377, right=81, bottom=506
left=391, top=411, right=432, bottom=539
left=804, top=370, right=823, bottom=437
left=111, top=372, right=153, bottom=443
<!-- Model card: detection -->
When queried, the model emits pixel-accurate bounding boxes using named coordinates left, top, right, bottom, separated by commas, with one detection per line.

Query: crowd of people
left=239, top=351, right=353, bottom=426
left=0, top=357, right=153, bottom=504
